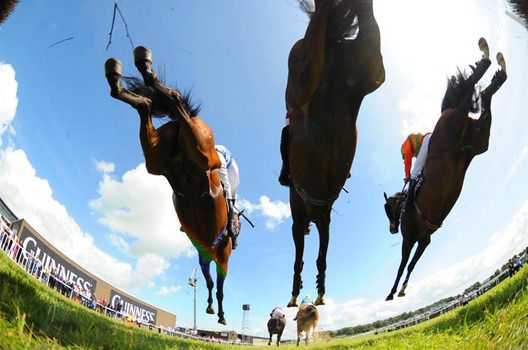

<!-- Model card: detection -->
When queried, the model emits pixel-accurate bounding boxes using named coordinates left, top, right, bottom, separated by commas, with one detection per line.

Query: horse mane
left=440, top=68, right=480, bottom=114
left=297, top=0, right=359, bottom=42
left=0, top=0, right=19, bottom=24
left=123, top=76, right=202, bottom=118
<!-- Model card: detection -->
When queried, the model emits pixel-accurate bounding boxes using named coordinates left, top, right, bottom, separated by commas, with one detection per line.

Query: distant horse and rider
left=104, top=47, right=242, bottom=325
left=280, top=0, right=385, bottom=307
left=384, top=37, right=507, bottom=301
left=293, top=295, right=319, bottom=346
left=268, top=307, right=286, bottom=346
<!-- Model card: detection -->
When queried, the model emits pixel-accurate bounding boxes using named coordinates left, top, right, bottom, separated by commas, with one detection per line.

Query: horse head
left=384, top=192, right=406, bottom=234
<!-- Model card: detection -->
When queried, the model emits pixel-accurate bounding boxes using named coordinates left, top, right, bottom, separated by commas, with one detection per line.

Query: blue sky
left=1, top=0, right=527, bottom=339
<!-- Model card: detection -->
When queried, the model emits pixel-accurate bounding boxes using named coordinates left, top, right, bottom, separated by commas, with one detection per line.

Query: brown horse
left=267, top=316, right=286, bottom=346
left=285, top=0, right=385, bottom=307
left=104, top=47, right=241, bottom=325
left=384, top=38, right=507, bottom=301
left=295, top=304, right=319, bottom=346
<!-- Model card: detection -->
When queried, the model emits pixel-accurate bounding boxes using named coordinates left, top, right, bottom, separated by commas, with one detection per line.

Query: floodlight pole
left=188, top=267, right=198, bottom=331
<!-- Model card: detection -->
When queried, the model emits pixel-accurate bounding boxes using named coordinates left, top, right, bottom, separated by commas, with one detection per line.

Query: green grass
left=1, top=250, right=527, bottom=349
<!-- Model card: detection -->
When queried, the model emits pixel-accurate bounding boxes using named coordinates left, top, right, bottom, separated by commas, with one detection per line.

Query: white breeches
left=411, top=134, right=431, bottom=180
left=217, top=153, right=239, bottom=201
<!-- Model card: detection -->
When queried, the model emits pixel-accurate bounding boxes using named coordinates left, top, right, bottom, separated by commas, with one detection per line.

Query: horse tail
left=441, top=69, right=480, bottom=114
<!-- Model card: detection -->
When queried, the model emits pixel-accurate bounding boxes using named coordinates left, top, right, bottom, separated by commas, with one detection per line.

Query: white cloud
left=0, top=64, right=169, bottom=291
left=89, top=164, right=195, bottom=259
left=238, top=195, right=290, bottom=230
left=157, top=285, right=182, bottom=296
left=375, top=0, right=506, bottom=137
left=0, top=147, right=169, bottom=290
left=0, top=63, right=18, bottom=145
left=94, top=159, right=115, bottom=174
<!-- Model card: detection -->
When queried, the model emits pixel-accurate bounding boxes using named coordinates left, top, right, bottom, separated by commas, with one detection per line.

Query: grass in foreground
left=1, top=250, right=527, bottom=349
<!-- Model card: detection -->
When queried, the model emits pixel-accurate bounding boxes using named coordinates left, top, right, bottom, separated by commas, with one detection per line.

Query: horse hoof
left=385, top=294, right=394, bottom=301
left=218, top=318, right=227, bottom=325
left=287, top=299, right=298, bottom=308
left=478, top=37, right=489, bottom=59
left=133, top=46, right=153, bottom=65
left=206, top=306, right=215, bottom=314
left=314, top=296, right=325, bottom=306
left=397, top=291, right=406, bottom=297
left=104, top=58, right=122, bottom=77
left=496, top=52, right=506, bottom=72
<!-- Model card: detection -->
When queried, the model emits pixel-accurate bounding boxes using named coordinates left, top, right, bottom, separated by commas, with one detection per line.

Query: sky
left=0, top=0, right=527, bottom=340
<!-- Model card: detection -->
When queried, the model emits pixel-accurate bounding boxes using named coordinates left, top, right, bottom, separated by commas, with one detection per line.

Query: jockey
left=278, top=112, right=291, bottom=187
left=401, top=132, right=431, bottom=210
left=270, top=306, right=286, bottom=319
left=215, top=144, right=240, bottom=249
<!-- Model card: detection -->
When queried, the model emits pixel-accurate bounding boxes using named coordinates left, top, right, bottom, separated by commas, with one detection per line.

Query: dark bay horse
left=0, top=0, right=19, bottom=24
left=384, top=38, right=507, bottom=301
left=267, top=316, right=286, bottom=346
left=104, top=47, right=241, bottom=325
left=285, top=0, right=385, bottom=307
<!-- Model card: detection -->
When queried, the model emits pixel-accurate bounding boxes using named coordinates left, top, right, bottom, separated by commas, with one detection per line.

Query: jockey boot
left=227, top=199, right=237, bottom=249
left=405, top=179, right=417, bottom=212
left=278, top=126, right=291, bottom=187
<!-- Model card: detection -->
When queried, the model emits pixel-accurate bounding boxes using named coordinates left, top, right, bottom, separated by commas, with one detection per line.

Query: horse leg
left=355, top=0, right=385, bottom=93
left=314, top=211, right=330, bottom=306
left=268, top=332, right=272, bottom=346
left=198, top=255, right=215, bottom=315
left=104, top=59, right=166, bottom=175
left=398, top=237, right=431, bottom=297
left=132, top=47, right=215, bottom=171
left=288, top=219, right=307, bottom=307
left=277, top=330, right=282, bottom=346
left=215, top=264, right=227, bottom=325
left=386, top=237, right=415, bottom=301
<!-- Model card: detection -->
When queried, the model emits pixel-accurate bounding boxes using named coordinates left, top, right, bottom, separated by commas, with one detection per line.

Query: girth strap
left=414, top=201, right=442, bottom=231
left=295, top=185, right=339, bottom=207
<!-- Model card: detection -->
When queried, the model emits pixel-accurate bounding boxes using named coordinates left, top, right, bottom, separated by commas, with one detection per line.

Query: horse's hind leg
left=386, top=237, right=415, bottom=301
left=268, top=333, right=272, bottom=346
left=314, top=211, right=330, bottom=306
left=215, top=265, right=227, bottom=325
left=105, top=59, right=152, bottom=111
left=398, top=237, right=430, bottom=297
left=198, top=255, right=215, bottom=315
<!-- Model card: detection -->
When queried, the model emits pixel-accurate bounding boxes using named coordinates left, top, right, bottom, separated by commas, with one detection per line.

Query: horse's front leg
left=215, top=264, right=227, bottom=325
left=288, top=219, right=307, bottom=307
left=198, top=255, right=215, bottom=315
left=386, top=237, right=415, bottom=301
left=398, top=237, right=430, bottom=297
left=314, top=210, right=331, bottom=305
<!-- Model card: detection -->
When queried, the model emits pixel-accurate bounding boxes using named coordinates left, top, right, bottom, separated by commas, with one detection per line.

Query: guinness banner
left=10, top=218, right=176, bottom=327
left=19, top=226, right=97, bottom=292
left=110, top=289, right=157, bottom=324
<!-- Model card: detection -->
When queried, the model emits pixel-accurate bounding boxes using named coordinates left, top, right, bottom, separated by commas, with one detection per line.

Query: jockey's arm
left=401, top=141, right=413, bottom=181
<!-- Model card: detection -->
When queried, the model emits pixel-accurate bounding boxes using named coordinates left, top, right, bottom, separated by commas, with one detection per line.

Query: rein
left=295, top=185, right=339, bottom=207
